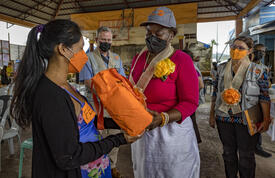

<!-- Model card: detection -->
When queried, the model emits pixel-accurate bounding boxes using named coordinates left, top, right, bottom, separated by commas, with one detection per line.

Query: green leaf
left=161, top=75, right=167, bottom=81
left=88, top=169, right=98, bottom=177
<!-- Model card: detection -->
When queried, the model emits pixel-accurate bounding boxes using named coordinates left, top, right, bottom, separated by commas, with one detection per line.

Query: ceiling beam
left=265, top=0, right=275, bottom=6
left=75, top=0, right=87, bottom=13
left=124, top=0, right=129, bottom=8
left=197, top=15, right=237, bottom=23
left=62, top=0, right=212, bottom=5
left=223, top=0, right=242, bottom=11
left=53, top=0, right=64, bottom=19
left=237, top=0, right=262, bottom=18
left=215, top=0, right=239, bottom=14
left=63, top=0, right=105, bottom=4
left=0, top=13, right=37, bottom=27
left=0, top=4, right=50, bottom=22
left=198, top=10, right=233, bottom=15
left=60, top=2, right=125, bottom=11
left=15, top=0, right=55, bottom=23
left=60, top=0, right=209, bottom=11
left=9, top=0, right=53, bottom=17
left=14, top=0, right=52, bottom=22
left=199, top=5, right=226, bottom=9
left=31, top=0, right=56, bottom=11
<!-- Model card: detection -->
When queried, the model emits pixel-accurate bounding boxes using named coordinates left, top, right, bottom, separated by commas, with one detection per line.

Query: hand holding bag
left=91, top=68, right=153, bottom=136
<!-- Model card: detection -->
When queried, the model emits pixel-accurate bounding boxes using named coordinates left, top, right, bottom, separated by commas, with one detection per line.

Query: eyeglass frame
left=230, top=44, right=249, bottom=51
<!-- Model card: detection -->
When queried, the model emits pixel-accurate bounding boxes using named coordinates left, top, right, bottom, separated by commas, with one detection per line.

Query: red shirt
left=130, top=50, right=199, bottom=122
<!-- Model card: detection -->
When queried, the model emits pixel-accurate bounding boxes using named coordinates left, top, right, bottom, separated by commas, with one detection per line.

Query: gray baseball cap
left=140, top=7, right=176, bottom=28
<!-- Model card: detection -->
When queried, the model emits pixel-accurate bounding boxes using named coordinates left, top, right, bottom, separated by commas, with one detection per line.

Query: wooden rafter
left=198, top=10, right=233, bottom=15
left=124, top=0, right=129, bottom=8
left=75, top=0, right=86, bottom=13
left=214, top=0, right=239, bottom=14
left=31, top=0, right=56, bottom=11
left=223, top=0, right=242, bottom=11
left=53, top=0, right=64, bottom=19
left=0, top=4, right=49, bottom=21
left=9, top=0, right=53, bottom=16
left=60, top=2, right=127, bottom=11
left=265, top=0, right=275, bottom=6
left=197, top=15, right=237, bottom=22
left=62, top=0, right=212, bottom=5
left=0, top=13, right=36, bottom=27
left=63, top=0, right=117, bottom=4
left=199, top=5, right=226, bottom=9
left=14, top=0, right=55, bottom=23
left=237, top=0, right=262, bottom=18
left=60, top=0, right=208, bottom=12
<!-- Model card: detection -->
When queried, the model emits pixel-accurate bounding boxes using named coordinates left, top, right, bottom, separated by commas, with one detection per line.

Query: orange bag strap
left=91, top=81, right=104, bottom=130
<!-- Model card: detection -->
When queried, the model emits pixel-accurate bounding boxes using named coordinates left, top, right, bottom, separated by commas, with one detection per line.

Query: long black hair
left=10, top=19, right=82, bottom=128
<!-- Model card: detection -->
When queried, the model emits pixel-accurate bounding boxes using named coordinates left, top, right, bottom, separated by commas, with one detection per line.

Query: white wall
left=10, top=44, right=25, bottom=61
left=0, top=21, right=31, bottom=46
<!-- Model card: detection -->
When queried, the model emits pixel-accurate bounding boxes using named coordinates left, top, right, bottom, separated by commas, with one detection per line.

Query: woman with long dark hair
left=10, top=19, right=137, bottom=178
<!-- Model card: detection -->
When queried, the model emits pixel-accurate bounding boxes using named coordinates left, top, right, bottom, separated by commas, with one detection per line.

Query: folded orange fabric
left=91, top=68, right=153, bottom=136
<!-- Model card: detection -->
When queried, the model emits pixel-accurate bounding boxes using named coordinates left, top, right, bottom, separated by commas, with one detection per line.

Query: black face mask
left=145, top=35, right=167, bottom=54
left=99, top=42, right=111, bottom=52
left=253, top=50, right=264, bottom=62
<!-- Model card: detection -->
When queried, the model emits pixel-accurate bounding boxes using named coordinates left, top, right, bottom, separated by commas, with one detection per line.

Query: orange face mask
left=67, top=49, right=88, bottom=73
left=230, top=49, right=248, bottom=60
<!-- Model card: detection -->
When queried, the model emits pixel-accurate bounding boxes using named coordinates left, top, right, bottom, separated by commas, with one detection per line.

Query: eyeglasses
left=230, top=45, right=249, bottom=51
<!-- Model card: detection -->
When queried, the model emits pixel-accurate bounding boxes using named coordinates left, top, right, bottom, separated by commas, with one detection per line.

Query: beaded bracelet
left=160, top=112, right=169, bottom=127
left=160, top=113, right=166, bottom=127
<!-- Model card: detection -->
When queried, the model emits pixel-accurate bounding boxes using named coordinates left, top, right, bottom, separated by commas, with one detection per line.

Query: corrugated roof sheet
left=0, top=0, right=273, bottom=25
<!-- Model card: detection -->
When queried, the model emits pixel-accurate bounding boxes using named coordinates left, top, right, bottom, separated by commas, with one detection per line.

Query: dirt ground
left=1, top=102, right=275, bottom=178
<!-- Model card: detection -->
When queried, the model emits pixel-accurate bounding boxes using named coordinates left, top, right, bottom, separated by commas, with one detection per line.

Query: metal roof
left=249, top=19, right=275, bottom=35
left=0, top=0, right=273, bottom=27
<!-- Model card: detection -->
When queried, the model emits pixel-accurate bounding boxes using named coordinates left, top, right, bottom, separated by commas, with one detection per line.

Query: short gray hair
left=96, top=26, right=112, bottom=37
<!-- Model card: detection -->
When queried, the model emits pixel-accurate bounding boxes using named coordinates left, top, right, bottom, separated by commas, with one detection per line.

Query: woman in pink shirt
left=130, top=7, right=200, bottom=178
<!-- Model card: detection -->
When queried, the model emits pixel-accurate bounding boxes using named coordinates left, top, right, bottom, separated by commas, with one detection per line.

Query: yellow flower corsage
left=154, top=58, right=176, bottom=81
left=222, top=88, right=241, bottom=105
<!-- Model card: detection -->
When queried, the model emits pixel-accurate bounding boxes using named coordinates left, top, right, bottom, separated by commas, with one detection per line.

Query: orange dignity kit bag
left=91, top=68, right=153, bottom=136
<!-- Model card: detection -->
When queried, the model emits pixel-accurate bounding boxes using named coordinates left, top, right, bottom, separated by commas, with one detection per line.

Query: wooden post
left=236, top=17, right=243, bottom=37
left=178, top=35, right=184, bottom=50
left=273, top=40, right=275, bottom=83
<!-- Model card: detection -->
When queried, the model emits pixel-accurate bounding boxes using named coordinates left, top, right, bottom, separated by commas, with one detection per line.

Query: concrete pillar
left=235, top=17, right=243, bottom=37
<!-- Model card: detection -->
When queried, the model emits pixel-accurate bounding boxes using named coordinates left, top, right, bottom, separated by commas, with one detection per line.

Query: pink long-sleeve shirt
left=130, top=50, right=199, bottom=122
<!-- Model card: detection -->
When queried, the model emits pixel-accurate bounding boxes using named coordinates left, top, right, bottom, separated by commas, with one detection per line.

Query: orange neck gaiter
left=230, top=49, right=248, bottom=60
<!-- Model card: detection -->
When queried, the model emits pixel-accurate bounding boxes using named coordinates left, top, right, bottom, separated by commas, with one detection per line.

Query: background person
left=79, top=26, right=125, bottom=178
left=1, top=65, right=11, bottom=85
left=211, top=62, right=218, bottom=81
left=182, top=49, right=202, bottom=143
left=253, top=43, right=272, bottom=158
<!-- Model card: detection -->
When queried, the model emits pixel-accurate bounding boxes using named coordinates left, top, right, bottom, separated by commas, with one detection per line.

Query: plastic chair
left=0, top=95, right=12, bottom=126
left=0, top=105, right=21, bottom=172
left=18, top=138, right=33, bottom=178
